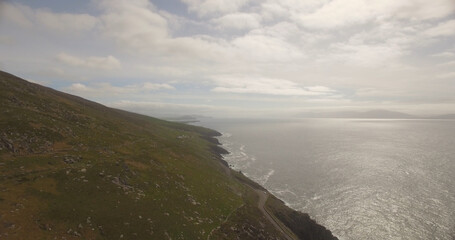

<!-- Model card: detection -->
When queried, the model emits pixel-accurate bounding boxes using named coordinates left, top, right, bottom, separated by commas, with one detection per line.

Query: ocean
left=198, top=118, right=455, bottom=240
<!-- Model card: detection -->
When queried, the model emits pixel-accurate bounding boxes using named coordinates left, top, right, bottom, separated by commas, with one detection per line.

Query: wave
left=258, top=169, right=275, bottom=185
left=217, top=134, right=254, bottom=170
left=273, top=188, right=298, bottom=197
left=220, top=132, right=232, bottom=138
left=217, top=136, right=274, bottom=188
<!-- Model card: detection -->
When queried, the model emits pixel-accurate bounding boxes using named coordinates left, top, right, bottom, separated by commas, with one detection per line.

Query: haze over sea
left=199, top=118, right=455, bottom=240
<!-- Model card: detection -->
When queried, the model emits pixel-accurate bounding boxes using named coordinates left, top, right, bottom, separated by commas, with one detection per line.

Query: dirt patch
left=31, top=177, right=59, bottom=195
left=29, top=122, right=43, bottom=129
left=126, top=160, right=149, bottom=170
left=52, top=141, right=71, bottom=151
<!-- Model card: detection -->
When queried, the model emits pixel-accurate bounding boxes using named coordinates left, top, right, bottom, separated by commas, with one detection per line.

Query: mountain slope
left=0, top=71, right=337, bottom=240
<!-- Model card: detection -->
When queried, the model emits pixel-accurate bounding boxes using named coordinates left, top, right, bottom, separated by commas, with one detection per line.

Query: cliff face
left=0, top=71, right=337, bottom=240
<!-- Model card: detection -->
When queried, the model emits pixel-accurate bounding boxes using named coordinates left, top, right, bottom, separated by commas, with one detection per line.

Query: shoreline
left=203, top=129, right=339, bottom=240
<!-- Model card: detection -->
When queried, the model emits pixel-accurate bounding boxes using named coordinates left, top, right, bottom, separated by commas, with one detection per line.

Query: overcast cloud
left=0, top=0, right=454, bottom=117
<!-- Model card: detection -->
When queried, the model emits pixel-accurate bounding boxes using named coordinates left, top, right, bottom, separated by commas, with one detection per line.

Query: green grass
left=0, top=71, right=337, bottom=240
left=0, top=71, right=249, bottom=239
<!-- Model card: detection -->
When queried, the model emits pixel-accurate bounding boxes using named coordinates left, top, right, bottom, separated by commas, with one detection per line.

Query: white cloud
left=68, top=83, right=91, bottom=91
left=260, top=0, right=328, bottom=21
left=355, top=88, right=404, bottom=98
left=2, top=0, right=455, bottom=117
left=436, top=72, right=455, bottom=79
left=326, top=42, right=404, bottom=67
left=425, top=19, right=455, bottom=37
left=260, top=2, right=288, bottom=21
left=212, top=13, right=261, bottom=30
left=251, top=22, right=300, bottom=40
left=181, top=0, right=251, bottom=17
left=231, top=33, right=303, bottom=62
left=112, top=100, right=213, bottom=111
left=432, top=51, right=455, bottom=58
left=292, top=0, right=455, bottom=29
left=0, top=36, right=15, bottom=45
left=35, top=10, right=98, bottom=32
left=306, top=86, right=335, bottom=93
left=0, top=2, right=34, bottom=27
left=95, top=0, right=231, bottom=62
left=143, top=82, right=175, bottom=90
left=95, top=0, right=304, bottom=66
left=438, top=60, right=455, bottom=67
left=56, top=53, right=121, bottom=70
left=211, top=76, right=335, bottom=96
left=393, top=0, right=455, bottom=20
left=0, top=2, right=98, bottom=32
left=295, top=0, right=382, bottom=29
left=98, top=0, right=168, bottom=52
left=109, top=100, right=230, bottom=117
left=66, top=82, right=174, bottom=96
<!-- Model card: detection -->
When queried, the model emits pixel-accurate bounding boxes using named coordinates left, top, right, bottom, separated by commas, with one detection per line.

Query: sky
left=1, top=0, right=455, bottom=118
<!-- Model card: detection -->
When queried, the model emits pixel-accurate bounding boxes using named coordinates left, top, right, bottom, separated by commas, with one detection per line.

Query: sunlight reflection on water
left=200, top=119, right=455, bottom=240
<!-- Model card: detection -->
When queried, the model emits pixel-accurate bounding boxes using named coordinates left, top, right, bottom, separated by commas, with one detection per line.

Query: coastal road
left=218, top=162, right=297, bottom=240
left=254, top=189, right=297, bottom=240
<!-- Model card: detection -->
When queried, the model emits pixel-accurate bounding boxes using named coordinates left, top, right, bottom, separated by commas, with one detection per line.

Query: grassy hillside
left=0, top=71, right=337, bottom=240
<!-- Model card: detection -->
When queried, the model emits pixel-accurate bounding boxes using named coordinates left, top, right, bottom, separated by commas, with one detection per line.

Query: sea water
left=198, top=118, right=455, bottom=240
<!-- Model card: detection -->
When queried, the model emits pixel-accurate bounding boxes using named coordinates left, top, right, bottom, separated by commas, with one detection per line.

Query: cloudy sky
left=1, top=0, right=455, bottom=118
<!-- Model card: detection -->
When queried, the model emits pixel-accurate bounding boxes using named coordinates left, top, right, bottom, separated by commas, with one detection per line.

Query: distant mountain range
left=432, top=113, right=455, bottom=119
left=296, top=109, right=455, bottom=119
